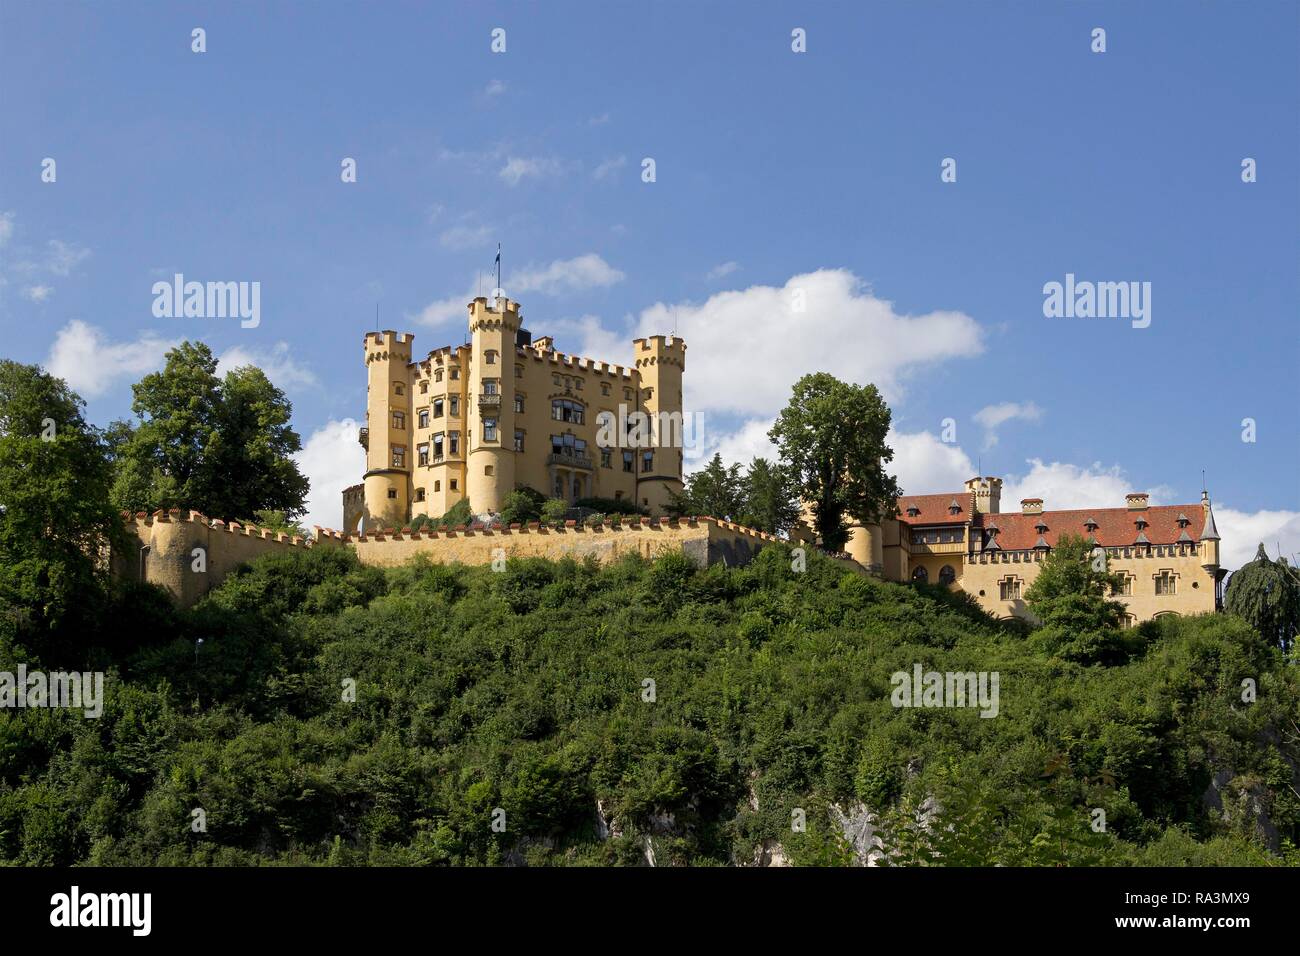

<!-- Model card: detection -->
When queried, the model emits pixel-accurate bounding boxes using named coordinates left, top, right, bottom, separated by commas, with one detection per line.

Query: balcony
left=908, top=540, right=967, bottom=555
left=547, top=452, right=593, bottom=471
left=358, top=426, right=368, bottom=450
left=478, top=392, right=502, bottom=409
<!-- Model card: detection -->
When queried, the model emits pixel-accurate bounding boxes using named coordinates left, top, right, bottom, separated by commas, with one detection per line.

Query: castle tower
left=465, top=296, right=520, bottom=514
left=632, top=335, right=687, bottom=514
left=964, top=476, right=1002, bottom=515
left=362, top=330, right=413, bottom=531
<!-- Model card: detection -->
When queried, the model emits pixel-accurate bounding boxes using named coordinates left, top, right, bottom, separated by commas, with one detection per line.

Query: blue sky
left=1, top=1, right=1296, bottom=565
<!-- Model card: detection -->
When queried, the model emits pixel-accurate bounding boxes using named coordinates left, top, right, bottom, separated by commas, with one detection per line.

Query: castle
left=827, top=477, right=1224, bottom=622
left=342, top=294, right=685, bottom=533
left=116, top=293, right=1225, bottom=625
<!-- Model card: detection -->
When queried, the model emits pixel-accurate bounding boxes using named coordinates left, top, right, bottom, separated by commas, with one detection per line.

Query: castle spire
left=1200, top=488, right=1220, bottom=541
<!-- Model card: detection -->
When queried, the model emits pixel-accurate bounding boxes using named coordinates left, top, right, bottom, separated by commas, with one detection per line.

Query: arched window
left=911, top=566, right=928, bottom=583
left=552, top=398, right=585, bottom=424
left=939, top=565, right=956, bottom=586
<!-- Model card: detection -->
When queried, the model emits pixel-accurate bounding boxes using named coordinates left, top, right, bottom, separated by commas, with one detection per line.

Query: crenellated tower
left=632, top=334, right=687, bottom=514
left=361, top=330, right=413, bottom=531
left=465, top=296, right=520, bottom=513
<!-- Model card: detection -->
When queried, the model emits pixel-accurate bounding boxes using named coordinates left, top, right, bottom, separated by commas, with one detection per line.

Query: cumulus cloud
left=439, top=222, right=492, bottom=250
left=1000, top=459, right=1176, bottom=512
left=23, top=285, right=52, bottom=303
left=625, top=269, right=983, bottom=419
left=218, top=342, right=318, bottom=391
left=706, top=261, right=740, bottom=280
left=45, top=320, right=178, bottom=398
left=294, top=418, right=366, bottom=531
left=484, top=79, right=506, bottom=96
left=973, top=401, right=1043, bottom=450
left=44, top=239, right=90, bottom=276
left=512, top=254, right=624, bottom=295
left=1216, top=507, right=1300, bottom=572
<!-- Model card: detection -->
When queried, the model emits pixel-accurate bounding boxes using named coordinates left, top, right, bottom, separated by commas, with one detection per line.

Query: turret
left=362, top=330, right=413, bottom=531
left=964, top=476, right=1002, bottom=515
left=632, top=334, right=687, bottom=514
left=1200, top=489, right=1221, bottom=570
left=465, top=296, right=520, bottom=513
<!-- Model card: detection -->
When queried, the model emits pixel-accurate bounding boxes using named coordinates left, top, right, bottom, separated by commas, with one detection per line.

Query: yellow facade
left=344, top=296, right=686, bottom=533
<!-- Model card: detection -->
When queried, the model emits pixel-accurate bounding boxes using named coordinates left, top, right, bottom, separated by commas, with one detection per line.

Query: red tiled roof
left=975, top=504, right=1205, bottom=550
left=896, top=493, right=970, bottom=525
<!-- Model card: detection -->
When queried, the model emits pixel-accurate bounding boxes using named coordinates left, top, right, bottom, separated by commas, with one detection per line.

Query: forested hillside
left=2, top=544, right=1296, bottom=866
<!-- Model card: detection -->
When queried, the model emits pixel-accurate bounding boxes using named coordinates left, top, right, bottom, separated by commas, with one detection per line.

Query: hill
left=1, top=545, right=1296, bottom=866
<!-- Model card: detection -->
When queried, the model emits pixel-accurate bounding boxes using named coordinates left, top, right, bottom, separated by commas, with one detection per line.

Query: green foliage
left=667, top=455, right=799, bottom=536
left=0, top=360, right=127, bottom=638
left=0, top=537, right=1294, bottom=867
left=671, top=453, right=744, bottom=520
left=1225, top=544, right=1300, bottom=650
left=738, top=458, right=800, bottom=535
left=429, top=499, right=474, bottom=530
left=499, top=489, right=543, bottom=525
left=769, top=372, right=901, bottom=552
left=1022, top=533, right=1131, bottom=665
left=541, top=497, right=569, bottom=524
left=574, top=496, right=647, bottom=516
left=109, top=342, right=308, bottom=522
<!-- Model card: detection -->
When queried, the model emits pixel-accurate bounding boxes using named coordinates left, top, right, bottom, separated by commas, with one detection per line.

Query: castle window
left=906, top=506, right=920, bottom=517
left=450, top=397, right=460, bottom=417
left=391, top=445, right=406, bottom=468
left=623, top=387, right=633, bottom=401
left=514, top=430, right=525, bottom=452
left=420, top=381, right=428, bottom=394
left=515, top=364, right=523, bottom=379
left=418, top=443, right=429, bottom=466
left=911, top=566, right=929, bottom=583
left=434, top=480, right=441, bottom=492
left=450, top=369, right=460, bottom=380
left=514, top=393, right=525, bottom=413
left=552, top=398, right=584, bottom=424
left=433, top=433, right=444, bottom=459
left=485, top=350, right=498, bottom=365
left=387, top=489, right=398, bottom=499
left=622, top=450, right=634, bottom=472
left=999, top=577, right=1022, bottom=601
left=434, top=398, right=444, bottom=418
left=939, top=565, right=956, bottom=586
left=642, top=450, right=653, bottom=473
left=485, top=465, right=494, bottom=477
left=394, top=383, right=404, bottom=396
left=574, top=378, right=582, bottom=390
left=450, top=479, right=458, bottom=491
left=483, top=379, right=499, bottom=396
left=1111, top=574, right=1133, bottom=597
left=573, top=477, right=583, bottom=498
left=1154, top=570, right=1177, bottom=596
left=449, top=431, right=460, bottom=454
left=435, top=369, right=444, bottom=383
left=601, top=383, right=610, bottom=396
left=392, top=411, right=405, bottom=430
left=601, top=449, right=612, bottom=469
left=553, top=374, right=562, bottom=386
left=415, top=488, right=426, bottom=502
left=483, top=417, right=498, bottom=442
left=418, top=409, right=430, bottom=429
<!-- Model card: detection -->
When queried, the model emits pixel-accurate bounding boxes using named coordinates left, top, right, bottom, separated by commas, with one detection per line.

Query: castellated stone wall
left=116, top=510, right=830, bottom=608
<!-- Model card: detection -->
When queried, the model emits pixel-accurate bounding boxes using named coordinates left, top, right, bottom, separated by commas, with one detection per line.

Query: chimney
left=1021, top=498, right=1043, bottom=515
left=1126, top=493, right=1149, bottom=511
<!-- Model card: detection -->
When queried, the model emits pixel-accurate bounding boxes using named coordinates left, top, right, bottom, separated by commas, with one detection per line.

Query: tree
left=0, top=361, right=127, bottom=632
left=738, top=457, right=800, bottom=535
left=1225, top=544, right=1300, bottom=650
left=768, top=373, right=901, bottom=552
left=500, top=489, right=543, bottom=525
left=671, top=453, right=744, bottom=521
left=1023, top=533, right=1133, bottom=664
left=111, top=343, right=308, bottom=521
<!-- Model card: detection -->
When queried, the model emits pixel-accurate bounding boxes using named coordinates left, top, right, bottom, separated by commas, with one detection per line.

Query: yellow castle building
left=834, top=476, right=1224, bottom=623
left=343, top=295, right=686, bottom=533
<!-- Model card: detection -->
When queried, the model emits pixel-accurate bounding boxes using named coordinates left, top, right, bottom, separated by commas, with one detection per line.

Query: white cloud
left=23, top=285, right=53, bottom=303
left=499, top=156, right=566, bottom=186
left=512, top=254, right=625, bottom=295
left=1000, top=459, right=1176, bottom=512
left=0, top=211, right=14, bottom=247
left=1216, top=507, right=1300, bottom=572
left=688, top=417, right=778, bottom=471
left=218, top=342, right=318, bottom=390
left=44, top=239, right=90, bottom=276
left=411, top=289, right=473, bottom=327
left=439, top=222, right=492, bottom=250
left=706, top=261, right=740, bottom=280
left=294, top=418, right=366, bottom=531
left=544, top=313, right=627, bottom=362
left=888, top=429, right=977, bottom=494
left=45, top=320, right=179, bottom=398
left=593, top=155, right=627, bottom=181
left=484, top=79, right=506, bottom=96
left=627, top=269, right=983, bottom=419
left=973, top=401, right=1043, bottom=450
left=588, top=112, right=611, bottom=126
